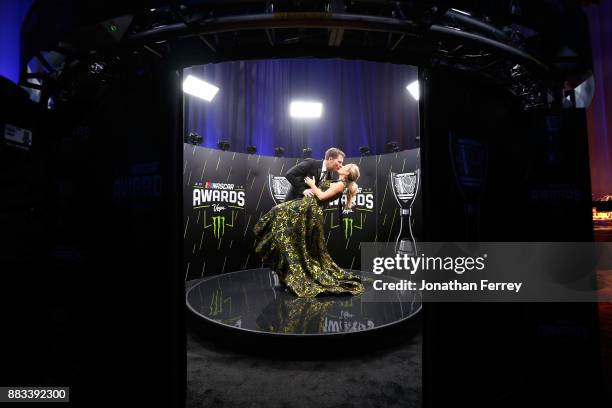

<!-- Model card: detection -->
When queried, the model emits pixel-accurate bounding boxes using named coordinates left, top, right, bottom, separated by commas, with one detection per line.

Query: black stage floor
left=186, top=268, right=422, bottom=356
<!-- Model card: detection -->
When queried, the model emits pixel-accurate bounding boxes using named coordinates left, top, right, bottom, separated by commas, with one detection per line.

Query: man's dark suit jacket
left=284, top=158, right=343, bottom=221
left=284, top=158, right=327, bottom=201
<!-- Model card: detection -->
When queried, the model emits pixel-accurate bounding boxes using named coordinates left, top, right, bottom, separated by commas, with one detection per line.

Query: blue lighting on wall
left=0, top=0, right=33, bottom=83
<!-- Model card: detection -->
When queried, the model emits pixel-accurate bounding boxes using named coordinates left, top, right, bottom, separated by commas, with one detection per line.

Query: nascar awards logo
left=193, top=181, right=245, bottom=207
left=193, top=181, right=246, bottom=239
left=327, top=187, right=374, bottom=239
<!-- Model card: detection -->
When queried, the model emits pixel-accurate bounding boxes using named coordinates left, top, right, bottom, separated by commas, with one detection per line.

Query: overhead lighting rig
left=20, top=1, right=590, bottom=112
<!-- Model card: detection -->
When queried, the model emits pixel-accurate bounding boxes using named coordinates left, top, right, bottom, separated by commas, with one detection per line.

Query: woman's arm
left=304, top=177, right=344, bottom=202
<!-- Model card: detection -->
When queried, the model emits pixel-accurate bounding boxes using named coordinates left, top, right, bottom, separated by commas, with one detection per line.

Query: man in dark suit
left=284, top=147, right=345, bottom=201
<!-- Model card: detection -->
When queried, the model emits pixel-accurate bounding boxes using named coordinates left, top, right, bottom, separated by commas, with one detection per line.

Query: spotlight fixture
left=290, top=101, right=323, bottom=119
left=274, top=147, right=285, bottom=157
left=406, top=80, right=420, bottom=101
left=386, top=141, right=400, bottom=153
left=217, top=140, right=230, bottom=151
left=573, top=75, right=595, bottom=108
left=246, top=145, right=257, bottom=155
left=184, top=132, right=203, bottom=146
left=182, top=74, right=219, bottom=102
left=302, top=147, right=313, bottom=158
left=449, top=8, right=471, bottom=16
left=359, top=146, right=371, bottom=156
left=88, top=62, right=106, bottom=75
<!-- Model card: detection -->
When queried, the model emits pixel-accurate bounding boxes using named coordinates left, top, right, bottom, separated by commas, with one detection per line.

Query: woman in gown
left=253, top=163, right=364, bottom=298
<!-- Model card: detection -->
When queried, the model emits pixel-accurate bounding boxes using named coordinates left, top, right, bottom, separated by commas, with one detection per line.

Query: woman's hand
left=304, top=176, right=316, bottom=188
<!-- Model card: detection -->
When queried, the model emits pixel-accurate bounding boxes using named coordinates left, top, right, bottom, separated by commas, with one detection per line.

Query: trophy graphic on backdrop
left=390, top=169, right=420, bottom=256
left=267, top=174, right=291, bottom=291
left=448, top=132, right=487, bottom=242
left=268, top=174, right=291, bottom=205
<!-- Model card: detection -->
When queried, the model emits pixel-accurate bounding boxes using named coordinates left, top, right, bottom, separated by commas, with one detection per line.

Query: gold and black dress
left=253, top=180, right=364, bottom=298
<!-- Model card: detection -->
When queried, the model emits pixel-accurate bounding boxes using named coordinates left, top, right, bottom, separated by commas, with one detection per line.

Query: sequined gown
left=253, top=180, right=364, bottom=298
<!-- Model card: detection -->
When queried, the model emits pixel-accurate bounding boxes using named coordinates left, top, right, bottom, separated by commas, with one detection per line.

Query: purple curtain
left=183, top=59, right=419, bottom=158
left=585, top=1, right=612, bottom=199
left=0, top=0, right=33, bottom=83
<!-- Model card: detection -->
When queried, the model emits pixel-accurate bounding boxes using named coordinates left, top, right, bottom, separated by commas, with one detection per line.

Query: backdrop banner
left=183, top=144, right=421, bottom=280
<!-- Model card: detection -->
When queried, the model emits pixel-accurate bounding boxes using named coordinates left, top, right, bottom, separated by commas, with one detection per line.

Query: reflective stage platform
left=186, top=268, right=422, bottom=357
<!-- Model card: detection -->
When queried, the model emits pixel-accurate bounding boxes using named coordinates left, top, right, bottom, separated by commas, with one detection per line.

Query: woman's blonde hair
left=344, top=164, right=360, bottom=209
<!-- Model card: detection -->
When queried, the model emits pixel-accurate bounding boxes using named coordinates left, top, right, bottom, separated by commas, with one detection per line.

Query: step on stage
left=186, top=269, right=422, bottom=357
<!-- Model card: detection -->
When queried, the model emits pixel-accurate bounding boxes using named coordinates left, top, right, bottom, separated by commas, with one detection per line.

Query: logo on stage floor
left=212, top=216, right=225, bottom=238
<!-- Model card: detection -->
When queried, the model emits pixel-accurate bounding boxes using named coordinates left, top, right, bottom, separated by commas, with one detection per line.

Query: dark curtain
left=183, top=58, right=419, bottom=158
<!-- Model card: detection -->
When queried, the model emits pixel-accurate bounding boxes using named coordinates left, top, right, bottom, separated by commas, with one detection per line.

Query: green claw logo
left=209, top=288, right=231, bottom=317
left=344, top=217, right=353, bottom=239
left=212, top=216, right=225, bottom=238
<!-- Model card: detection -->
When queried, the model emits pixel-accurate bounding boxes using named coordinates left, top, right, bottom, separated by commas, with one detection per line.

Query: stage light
left=290, top=101, right=323, bottom=118
left=184, top=132, right=203, bottom=146
left=303, top=148, right=313, bottom=158
left=274, top=147, right=285, bottom=157
left=386, top=141, right=400, bottom=153
left=406, top=80, right=420, bottom=101
left=359, top=146, right=371, bottom=156
left=217, top=140, right=230, bottom=151
left=246, top=145, right=257, bottom=155
left=450, top=8, right=471, bottom=16
left=574, top=75, right=595, bottom=108
left=183, top=74, right=219, bottom=102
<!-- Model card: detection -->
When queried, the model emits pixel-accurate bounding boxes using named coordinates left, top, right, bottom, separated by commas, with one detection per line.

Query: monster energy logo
left=212, top=216, right=225, bottom=238
left=209, top=288, right=231, bottom=317
left=344, top=217, right=353, bottom=239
